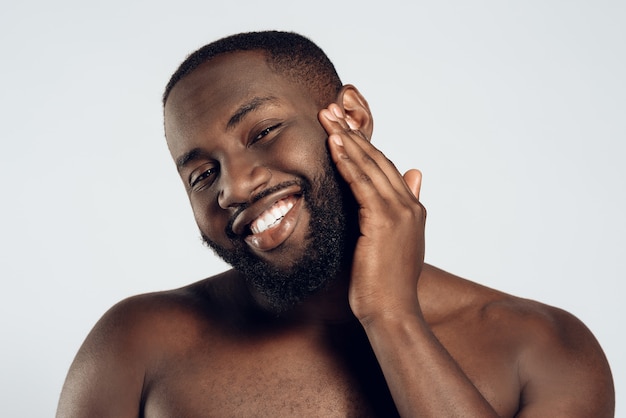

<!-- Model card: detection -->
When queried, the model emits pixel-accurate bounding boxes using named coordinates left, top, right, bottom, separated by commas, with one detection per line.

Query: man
left=57, top=31, right=614, bottom=417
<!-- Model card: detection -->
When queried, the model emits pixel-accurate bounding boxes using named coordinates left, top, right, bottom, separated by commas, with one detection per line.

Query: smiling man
left=57, top=31, right=614, bottom=417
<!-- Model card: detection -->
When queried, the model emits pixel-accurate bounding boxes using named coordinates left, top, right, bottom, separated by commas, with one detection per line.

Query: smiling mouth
left=228, top=181, right=305, bottom=247
left=250, top=197, right=296, bottom=235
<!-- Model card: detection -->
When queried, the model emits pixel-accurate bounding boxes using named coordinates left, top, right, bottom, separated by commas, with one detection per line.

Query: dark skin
left=57, top=51, right=614, bottom=417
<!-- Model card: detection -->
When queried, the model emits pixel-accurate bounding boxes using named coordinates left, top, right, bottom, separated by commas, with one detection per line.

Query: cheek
left=189, top=194, right=229, bottom=244
left=291, top=142, right=331, bottom=181
left=275, top=125, right=329, bottom=175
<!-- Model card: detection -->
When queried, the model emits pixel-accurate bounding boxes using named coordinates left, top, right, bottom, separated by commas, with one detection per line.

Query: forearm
left=362, top=312, right=499, bottom=418
left=320, top=103, right=498, bottom=416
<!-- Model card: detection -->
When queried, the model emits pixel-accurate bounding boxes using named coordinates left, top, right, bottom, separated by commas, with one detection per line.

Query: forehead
left=164, top=50, right=314, bottom=144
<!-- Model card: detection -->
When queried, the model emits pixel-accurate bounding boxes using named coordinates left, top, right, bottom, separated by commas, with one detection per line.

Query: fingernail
left=331, top=106, right=344, bottom=119
left=331, top=134, right=343, bottom=146
left=324, top=109, right=338, bottom=122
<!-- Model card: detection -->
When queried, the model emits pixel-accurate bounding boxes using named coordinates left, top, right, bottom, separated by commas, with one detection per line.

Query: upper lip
left=230, top=183, right=303, bottom=237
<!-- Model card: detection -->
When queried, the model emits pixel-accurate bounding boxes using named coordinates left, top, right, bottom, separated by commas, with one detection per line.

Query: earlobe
left=336, top=85, right=374, bottom=140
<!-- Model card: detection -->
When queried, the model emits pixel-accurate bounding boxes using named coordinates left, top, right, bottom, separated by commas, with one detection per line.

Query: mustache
left=224, top=179, right=307, bottom=240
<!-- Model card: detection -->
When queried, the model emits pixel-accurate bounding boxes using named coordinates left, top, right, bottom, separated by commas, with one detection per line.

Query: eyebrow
left=226, top=96, right=279, bottom=130
left=176, top=96, right=280, bottom=171
left=176, top=147, right=209, bottom=171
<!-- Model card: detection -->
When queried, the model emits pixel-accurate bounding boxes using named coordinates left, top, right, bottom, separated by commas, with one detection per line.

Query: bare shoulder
left=57, top=270, right=246, bottom=417
left=82, top=270, right=239, bottom=348
left=489, top=294, right=614, bottom=417
left=421, top=264, right=615, bottom=417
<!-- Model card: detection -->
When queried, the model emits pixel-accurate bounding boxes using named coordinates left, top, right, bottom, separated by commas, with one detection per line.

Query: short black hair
left=163, top=31, right=343, bottom=107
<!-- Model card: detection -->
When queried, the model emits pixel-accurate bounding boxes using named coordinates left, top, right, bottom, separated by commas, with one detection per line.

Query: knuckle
left=356, top=172, right=373, bottom=184
left=360, top=152, right=377, bottom=166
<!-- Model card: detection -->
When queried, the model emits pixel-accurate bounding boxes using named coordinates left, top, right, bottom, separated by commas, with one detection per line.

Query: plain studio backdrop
left=1, top=1, right=624, bottom=416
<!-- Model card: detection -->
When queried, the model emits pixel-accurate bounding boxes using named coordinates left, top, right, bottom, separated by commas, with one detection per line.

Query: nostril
left=217, top=189, right=230, bottom=209
left=217, top=165, right=272, bottom=209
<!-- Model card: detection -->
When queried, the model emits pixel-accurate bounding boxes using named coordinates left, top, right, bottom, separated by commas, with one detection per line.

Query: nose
left=217, top=156, right=272, bottom=209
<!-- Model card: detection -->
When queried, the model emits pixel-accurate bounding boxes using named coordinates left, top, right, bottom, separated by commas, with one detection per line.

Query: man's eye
left=253, top=124, right=281, bottom=143
left=190, top=167, right=217, bottom=188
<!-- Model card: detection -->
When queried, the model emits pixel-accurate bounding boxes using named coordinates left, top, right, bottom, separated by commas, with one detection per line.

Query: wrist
left=356, top=303, right=424, bottom=330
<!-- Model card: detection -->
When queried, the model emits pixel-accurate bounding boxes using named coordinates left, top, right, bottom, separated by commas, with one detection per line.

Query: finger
left=326, top=120, right=413, bottom=201
left=321, top=105, right=420, bottom=205
left=403, top=169, right=422, bottom=200
left=326, top=128, right=404, bottom=215
left=345, top=133, right=416, bottom=199
left=318, top=106, right=352, bottom=135
left=327, top=130, right=387, bottom=206
left=320, top=106, right=392, bottom=175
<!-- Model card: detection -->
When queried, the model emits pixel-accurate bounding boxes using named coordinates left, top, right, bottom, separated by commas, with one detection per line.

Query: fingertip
left=405, top=168, right=422, bottom=179
left=330, top=104, right=344, bottom=120
left=403, top=169, right=423, bottom=199
left=320, top=108, right=337, bottom=122
left=329, top=133, right=344, bottom=147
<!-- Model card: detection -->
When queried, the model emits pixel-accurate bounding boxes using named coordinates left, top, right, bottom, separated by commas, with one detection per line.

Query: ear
left=336, top=85, right=374, bottom=140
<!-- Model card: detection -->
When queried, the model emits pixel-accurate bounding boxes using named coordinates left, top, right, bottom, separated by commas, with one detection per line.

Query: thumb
left=403, top=169, right=423, bottom=200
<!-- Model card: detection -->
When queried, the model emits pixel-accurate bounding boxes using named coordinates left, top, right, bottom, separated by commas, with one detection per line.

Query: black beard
left=202, top=158, right=356, bottom=314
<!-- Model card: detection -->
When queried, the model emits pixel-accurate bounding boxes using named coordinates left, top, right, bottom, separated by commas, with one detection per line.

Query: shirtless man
left=57, top=31, right=614, bottom=417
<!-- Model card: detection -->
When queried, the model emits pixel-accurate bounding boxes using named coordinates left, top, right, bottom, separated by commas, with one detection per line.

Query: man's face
left=164, top=51, right=354, bottom=311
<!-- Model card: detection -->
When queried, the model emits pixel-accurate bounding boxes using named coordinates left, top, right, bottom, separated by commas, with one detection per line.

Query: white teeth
left=250, top=199, right=294, bottom=235
left=253, top=218, right=267, bottom=234
left=270, top=206, right=283, bottom=220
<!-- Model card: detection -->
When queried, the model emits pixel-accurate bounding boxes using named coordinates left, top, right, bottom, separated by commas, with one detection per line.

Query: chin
left=203, top=153, right=356, bottom=313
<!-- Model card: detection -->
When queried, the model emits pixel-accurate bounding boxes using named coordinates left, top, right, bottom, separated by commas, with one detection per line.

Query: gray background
left=1, top=1, right=624, bottom=416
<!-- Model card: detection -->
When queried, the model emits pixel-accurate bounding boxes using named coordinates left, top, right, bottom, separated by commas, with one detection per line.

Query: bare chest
left=141, top=327, right=398, bottom=417
left=140, top=313, right=522, bottom=417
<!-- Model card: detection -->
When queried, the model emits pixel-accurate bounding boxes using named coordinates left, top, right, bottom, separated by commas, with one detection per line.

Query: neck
left=247, top=269, right=357, bottom=325
left=292, top=275, right=356, bottom=323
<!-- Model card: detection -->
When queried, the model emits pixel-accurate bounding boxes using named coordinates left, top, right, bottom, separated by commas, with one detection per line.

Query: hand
left=319, top=104, right=426, bottom=325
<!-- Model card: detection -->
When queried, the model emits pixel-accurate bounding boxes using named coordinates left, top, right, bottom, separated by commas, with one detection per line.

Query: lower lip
left=245, top=196, right=303, bottom=252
